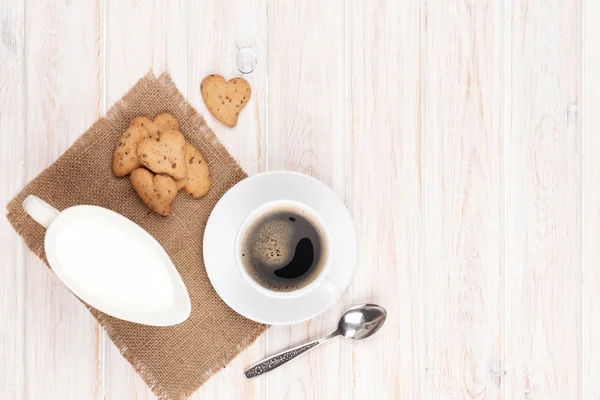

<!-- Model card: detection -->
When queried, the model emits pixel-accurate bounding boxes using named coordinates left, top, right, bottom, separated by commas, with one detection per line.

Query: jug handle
left=22, top=195, right=60, bottom=229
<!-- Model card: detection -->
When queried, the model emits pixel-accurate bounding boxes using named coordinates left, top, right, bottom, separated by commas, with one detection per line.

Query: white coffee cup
left=234, top=199, right=339, bottom=299
left=203, top=171, right=357, bottom=325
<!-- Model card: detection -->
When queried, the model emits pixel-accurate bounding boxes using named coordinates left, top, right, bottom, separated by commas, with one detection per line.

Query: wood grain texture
left=102, top=1, right=187, bottom=398
left=1, top=0, right=598, bottom=398
left=583, top=1, right=599, bottom=398
left=266, top=0, right=347, bottom=399
left=105, top=0, right=186, bottom=94
left=23, top=0, right=102, bottom=398
left=346, top=0, right=425, bottom=399
left=186, top=0, right=267, bottom=399
left=506, top=0, right=582, bottom=398
left=425, top=1, right=504, bottom=398
left=0, top=0, right=25, bottom=398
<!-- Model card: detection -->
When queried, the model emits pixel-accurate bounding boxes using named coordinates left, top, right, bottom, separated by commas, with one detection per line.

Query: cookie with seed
left=154, top=113, right=180, bottom=134
left=137, top=130, right=188, bottom=180
left=181, top=143, right=211, bottom=198
left=200, top=74, right=251, bottom=127
left=130, top=168, right=177, bottom=216
left=113, top=126, right=152, bottom=177
left=129, top=117, right=160, bottom=139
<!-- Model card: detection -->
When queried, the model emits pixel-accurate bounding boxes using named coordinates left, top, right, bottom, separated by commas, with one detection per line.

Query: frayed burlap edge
left=90, top=308, right=267, bottom=400
left=6, top=72, right=269, bottom=400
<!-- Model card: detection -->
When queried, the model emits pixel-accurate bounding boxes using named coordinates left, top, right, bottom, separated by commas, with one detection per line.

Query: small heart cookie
left=130, top=168, right=177, bottom=216
left=201, top=74, right=251, bottom=127
left=129, top=117, right=160, bottom=139
left=181, top=143, right=211, bottom=198
left=154, top=113, right=180, bottom=134
left=113, top=126, right=152, bottom=177
left=137, top=130, right=188, bottom=180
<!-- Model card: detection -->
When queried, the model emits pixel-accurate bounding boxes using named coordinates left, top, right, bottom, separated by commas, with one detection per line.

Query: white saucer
left=203, top=171, right=356, bottom=325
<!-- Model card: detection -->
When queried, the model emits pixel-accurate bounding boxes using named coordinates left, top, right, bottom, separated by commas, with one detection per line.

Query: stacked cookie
left=113, top=113, right=211, bottom=216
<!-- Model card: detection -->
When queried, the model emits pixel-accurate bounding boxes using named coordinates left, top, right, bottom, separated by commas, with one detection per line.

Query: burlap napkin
left=6, top=72, right=268, bottom=399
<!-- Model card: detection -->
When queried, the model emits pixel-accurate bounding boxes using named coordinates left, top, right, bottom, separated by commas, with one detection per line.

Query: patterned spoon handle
left=244, top=331, right=340, bottom=378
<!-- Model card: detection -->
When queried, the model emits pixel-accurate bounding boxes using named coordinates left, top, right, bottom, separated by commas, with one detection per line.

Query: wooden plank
left=102, top=0, right=187, bottom=398
left=0, top=0, right=25, bottom=398
left=23, top=0, right=102, bottom=397
left=104, top=0, right=186, bottom=94
left=186, top=0, right=266, bottom=178
left=505, top=0, right=581, bottom=398
left=265, top=1, right=346, bottom=398
left=583, top=0, right=599, bottom=398
left=346, top=0, right=425, bottom=399
left=424, top=1, right=505, bottom=398
left=186, top=0, right=267, bottom=398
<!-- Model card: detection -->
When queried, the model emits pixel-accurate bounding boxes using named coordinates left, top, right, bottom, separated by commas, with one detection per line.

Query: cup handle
left=321, top=277, right=343, bottom=297
left=22, top=195, right=60, bottom=229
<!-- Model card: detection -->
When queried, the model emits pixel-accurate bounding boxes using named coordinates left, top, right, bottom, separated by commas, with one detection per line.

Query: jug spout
left=22, top=195, right=60, bottom=229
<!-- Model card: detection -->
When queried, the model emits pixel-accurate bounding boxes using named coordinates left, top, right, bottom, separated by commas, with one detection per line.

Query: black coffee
left=240, top=205, right=327, bottom=292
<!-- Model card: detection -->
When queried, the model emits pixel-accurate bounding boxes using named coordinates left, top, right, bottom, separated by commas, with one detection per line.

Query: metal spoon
left=244, top=303, right=387, bottom=378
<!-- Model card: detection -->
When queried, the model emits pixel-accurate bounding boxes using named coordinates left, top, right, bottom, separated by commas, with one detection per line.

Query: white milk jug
left=22, top=195, right=191, bottom=326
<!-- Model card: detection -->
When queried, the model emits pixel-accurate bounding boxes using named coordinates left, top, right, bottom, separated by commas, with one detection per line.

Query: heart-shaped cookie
left=137, top=130, right=188, bottom=180
left=201, top=74, right=251, bottom=127
left=130, top=168, right=177, bottom=216
left=113, top=126, right=153, bottom=177
left=129, top=117, right=160, bottom=139
left=181, top=143, right=211, bottom=198
left=154, top=113, right=180, bottom=134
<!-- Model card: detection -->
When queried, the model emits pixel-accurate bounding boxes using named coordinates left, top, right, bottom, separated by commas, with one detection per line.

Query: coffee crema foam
left=240, top=205, right=327, bottom=292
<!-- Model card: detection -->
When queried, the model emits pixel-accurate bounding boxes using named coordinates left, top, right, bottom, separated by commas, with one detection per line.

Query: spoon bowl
left=338, top=303, right=387, bottom=340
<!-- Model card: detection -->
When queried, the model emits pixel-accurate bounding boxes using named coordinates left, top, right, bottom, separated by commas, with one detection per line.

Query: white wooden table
left=1, top=0, right=597, bottom=399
